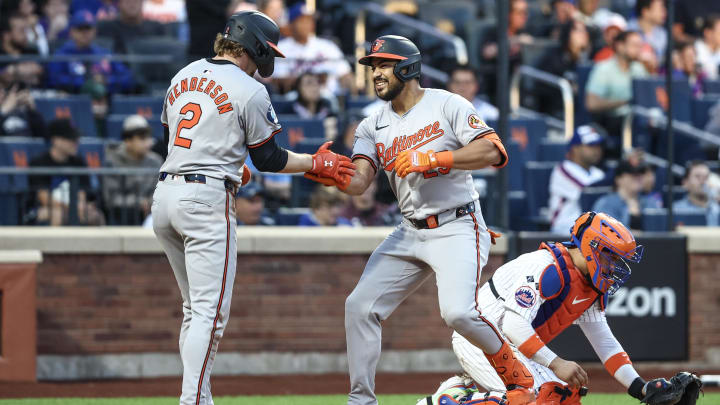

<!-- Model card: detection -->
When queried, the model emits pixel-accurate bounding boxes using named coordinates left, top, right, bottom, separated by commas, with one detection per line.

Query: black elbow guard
left=248, top=136, right=289, bottom=172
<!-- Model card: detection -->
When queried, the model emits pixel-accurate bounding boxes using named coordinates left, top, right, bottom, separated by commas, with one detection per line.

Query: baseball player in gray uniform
left=152, top=11, right=355, bottom=405
left=322, top=35, right=534, bottom=405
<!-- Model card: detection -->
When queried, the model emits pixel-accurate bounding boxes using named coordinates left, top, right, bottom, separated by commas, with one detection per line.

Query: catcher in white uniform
left=420, top=212, right=700, bottom=405
left=308, top=35, right=535, bottom=405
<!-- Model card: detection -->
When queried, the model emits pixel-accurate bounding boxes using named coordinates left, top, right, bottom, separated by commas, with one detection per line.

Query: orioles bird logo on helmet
left=371, top=39, right=385, bottom=53
left=570, top=212, right=643, bottom=295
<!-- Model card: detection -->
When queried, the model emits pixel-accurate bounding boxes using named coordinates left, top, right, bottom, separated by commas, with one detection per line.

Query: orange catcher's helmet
left=570, top=212, right=643, bottom=295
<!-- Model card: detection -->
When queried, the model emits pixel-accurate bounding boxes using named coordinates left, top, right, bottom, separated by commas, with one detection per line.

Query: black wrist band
left=628, top=377, right=646, bottom=400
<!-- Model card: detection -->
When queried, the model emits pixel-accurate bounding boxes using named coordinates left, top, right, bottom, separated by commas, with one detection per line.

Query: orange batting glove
left=241, top=164, right=251, bottom=186
left=395, top=149, right=453, bottom=178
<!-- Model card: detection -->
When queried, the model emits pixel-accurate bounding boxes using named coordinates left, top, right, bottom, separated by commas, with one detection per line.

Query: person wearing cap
left=592, top=159, right=655, bottom=230
left=235, top=182, right=276, bottom=226
left=47, top=9, right=134, bottom=94
left=272, top=1, right=354, bottom=95
left=28, top=118, right=105, bottom=225
left=548, top=125, right=605, bottom=234
left=96, top=0, right=164, bottom=54
left=593, top=13, right=628, bottom=62
left=103, top=115, right=163, bottom=225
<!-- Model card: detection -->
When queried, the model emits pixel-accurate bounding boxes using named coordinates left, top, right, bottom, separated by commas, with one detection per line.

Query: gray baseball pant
left=345, top=206, right=504, bottom=405
left=152, top=175, right=237, bottom=405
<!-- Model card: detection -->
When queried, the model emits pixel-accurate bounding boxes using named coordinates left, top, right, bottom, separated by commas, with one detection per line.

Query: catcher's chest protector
left=532, top=242, right=604, bottom=342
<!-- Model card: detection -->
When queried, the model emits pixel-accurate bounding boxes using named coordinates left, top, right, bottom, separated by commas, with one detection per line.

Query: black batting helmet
left=222, top=11, right=285, bottom=78
left=358, top=35, right=421, bottom=82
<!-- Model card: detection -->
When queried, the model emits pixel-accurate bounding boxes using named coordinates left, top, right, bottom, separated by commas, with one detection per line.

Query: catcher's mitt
left=641, top=372, right=703, bottom=405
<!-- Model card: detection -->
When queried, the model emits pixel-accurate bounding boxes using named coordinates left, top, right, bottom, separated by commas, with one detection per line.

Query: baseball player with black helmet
left=307, top=35, right=535, bottom=405
left=151, top=11, right=355, bottom=405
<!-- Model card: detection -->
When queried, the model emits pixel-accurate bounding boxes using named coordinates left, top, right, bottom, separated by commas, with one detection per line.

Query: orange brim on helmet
left=358, top=53, right=408, bottom=65
left=267, top=41, right=285, bottom=58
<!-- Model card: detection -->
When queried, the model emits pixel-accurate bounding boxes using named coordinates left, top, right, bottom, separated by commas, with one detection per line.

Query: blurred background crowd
left=0, top=0, right=719, bottom=232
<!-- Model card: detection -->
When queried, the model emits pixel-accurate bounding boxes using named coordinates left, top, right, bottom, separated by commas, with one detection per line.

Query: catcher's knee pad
left=535, top=382, right=588, bottom=405
left=485, top=342, right=534, bottom=389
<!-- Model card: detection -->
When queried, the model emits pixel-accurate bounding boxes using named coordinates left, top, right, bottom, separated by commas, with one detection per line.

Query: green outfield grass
left=1, top=394, right=718, bottom=405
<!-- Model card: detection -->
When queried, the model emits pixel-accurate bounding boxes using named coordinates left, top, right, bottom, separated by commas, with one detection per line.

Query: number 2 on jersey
left=174, top=102, right=202, bottom=148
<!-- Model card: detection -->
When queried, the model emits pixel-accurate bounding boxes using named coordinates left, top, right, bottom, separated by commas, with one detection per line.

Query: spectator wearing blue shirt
left=47, top=10, right=133, bottom=94
left=299, top=185, right=352, bottom=227
left=674, top=160, right=720, bottom=226
left=592, top=160, right=654, bottom=230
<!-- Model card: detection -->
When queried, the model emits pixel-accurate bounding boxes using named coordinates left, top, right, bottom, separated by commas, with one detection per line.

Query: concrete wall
left=0, top=227, right=717, bottom=380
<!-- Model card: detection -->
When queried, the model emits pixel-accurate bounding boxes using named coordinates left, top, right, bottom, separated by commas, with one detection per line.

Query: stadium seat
left=418, top=0, right=477, bottom=39
left=704, top=80, right=720, bottom=95
left=487, top=118, right=545, bottom=161
left=105, top=114, right=164, bottom=141
left=524, top=161, right=555, bottom=219
left=632, top=78, right=692, bottom=123
left=77, top=137, right=106, bottom=190
left=35, top=95, right=97, bottom=137
left=579, top=186, right=612, bottom=211
left=642, top=208, right=706, bottom=231
left=345, top=96, right=376, bottom=111
left=276, top=116, right=325, bottom=150
left=691, top=96, right=719, bottom=129
left=539, top=139, right=567, bottom=162
left=465, top=20, right=495, bottom=69
left=0, top=137, right=46, bottom=225
left=274, top=208, right=309, bottom=226
left=271, top=99, right=295, bottom=115
left=575, top=64, right=593, bottom=126
left=126, top=36, right=187, bottom=85
left=505, top=141, right=525, bottom=191
left=110, top=95, right=164, bottom=116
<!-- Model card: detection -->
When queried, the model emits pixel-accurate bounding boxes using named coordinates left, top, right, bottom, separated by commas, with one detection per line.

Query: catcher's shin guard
left=484, top=342, right=534, bottom=389
left=505, top=387, right=536, bottom=405
left=531, top=382, right=588, bottom=405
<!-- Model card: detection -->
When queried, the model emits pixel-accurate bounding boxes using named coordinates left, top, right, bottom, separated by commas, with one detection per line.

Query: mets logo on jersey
left=267, top=104, right=279, bottom=125
left=468, top=114, right=486, bottom=130
left=515, top=286, right=536, bottom=308
left=371, top=39, right=385, bottom=53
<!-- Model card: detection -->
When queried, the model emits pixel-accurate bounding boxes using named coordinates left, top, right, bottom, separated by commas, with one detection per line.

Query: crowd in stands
left=0, top=0, right=719, bottom=231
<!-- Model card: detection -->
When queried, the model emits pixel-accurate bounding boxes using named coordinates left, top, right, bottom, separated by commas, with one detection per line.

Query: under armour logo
left=324, top=161, right=333, bottom=167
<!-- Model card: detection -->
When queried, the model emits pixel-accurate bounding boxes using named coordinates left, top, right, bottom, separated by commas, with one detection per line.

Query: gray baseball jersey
left=351, top=88, right=495, bottom=219
left=153, top=58, right=281, bottom=405
left=160, top=58, right=282, bottom=184
left=345, top=88, right=509, bottom=405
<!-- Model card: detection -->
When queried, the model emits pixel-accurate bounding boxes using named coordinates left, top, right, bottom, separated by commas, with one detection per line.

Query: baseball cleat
left=416, top=375, right=479, bottom=405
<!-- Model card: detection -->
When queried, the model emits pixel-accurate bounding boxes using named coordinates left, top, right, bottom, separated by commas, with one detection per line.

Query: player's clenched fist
left=305, top=141, right=356, bottom=190
left=395, top=149, right=454, bottom=178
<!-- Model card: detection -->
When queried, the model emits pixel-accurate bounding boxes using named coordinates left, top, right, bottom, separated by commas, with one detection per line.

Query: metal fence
left=0, top=167, right=159, bottom=226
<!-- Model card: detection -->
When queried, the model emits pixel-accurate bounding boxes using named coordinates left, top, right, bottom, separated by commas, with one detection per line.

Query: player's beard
left=375, top=78, right=405, bottom=101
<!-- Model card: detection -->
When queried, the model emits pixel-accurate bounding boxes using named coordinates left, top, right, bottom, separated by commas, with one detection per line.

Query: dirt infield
left=2, top=368, right=718, bottom=398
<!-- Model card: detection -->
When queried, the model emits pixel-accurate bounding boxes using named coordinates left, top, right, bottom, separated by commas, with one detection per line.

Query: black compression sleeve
left=248, top=135, right=289, bottom=172
left=628, top=377, right=646, bottom=400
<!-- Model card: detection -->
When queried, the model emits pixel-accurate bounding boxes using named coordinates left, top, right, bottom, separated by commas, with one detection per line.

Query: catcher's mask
left=570, top=211, right=643, bottom=295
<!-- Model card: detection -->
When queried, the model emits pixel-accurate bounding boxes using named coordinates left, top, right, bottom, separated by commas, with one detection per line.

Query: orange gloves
left=304, top=141, right=356, bottom=190
left=241, top=164, right=251, bottom=186
left=395, top=149, right=453, bottom=178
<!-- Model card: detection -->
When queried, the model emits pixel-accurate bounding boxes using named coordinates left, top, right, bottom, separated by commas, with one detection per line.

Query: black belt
left=408, top=200, right=476, bottom=229
left=159, top=172, right=236, bottom=192
left=488, top=277, right=504, bottom=301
